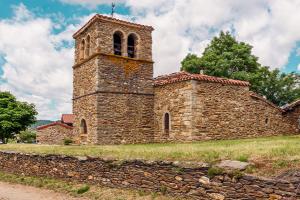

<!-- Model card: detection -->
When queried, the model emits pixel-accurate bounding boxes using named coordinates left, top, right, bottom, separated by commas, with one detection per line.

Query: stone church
left=37, top=14, right=300, bottom=145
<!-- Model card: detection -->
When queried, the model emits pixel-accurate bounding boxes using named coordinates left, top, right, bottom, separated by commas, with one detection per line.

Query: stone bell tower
left=72, top=14, right=154, bottom=144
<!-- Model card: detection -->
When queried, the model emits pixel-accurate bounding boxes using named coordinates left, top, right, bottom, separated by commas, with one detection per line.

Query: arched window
left=86, top=35, right=91, bottom=57
left=113, top=31, right=123, bottom=56
left=80, top=119, right=87, bottom=134
left=164, top=113, right=170, bottom=134
left=80, top=39, right=85, bottom=59
left=127, top=33, right=137, bottom=58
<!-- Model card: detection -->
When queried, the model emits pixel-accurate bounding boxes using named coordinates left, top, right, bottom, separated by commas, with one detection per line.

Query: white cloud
left=298, top=63, right=300, bottom=70
left=0, top=4, right=83, bottom=120
left=60, top=0, right=300, bottom=75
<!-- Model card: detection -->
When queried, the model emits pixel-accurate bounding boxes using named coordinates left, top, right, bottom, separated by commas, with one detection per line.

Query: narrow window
left=80, top=119, right=87, bottom=134
left=127, top=34, right=136, bottom=58
left=86, top=35, right=91, bottom=57
left=298, top=116, right=300, bottom=128
left=113, top=32, right=122, bottom=56
left=164, top=113, right=170, bottom=134
left=80, top=39, right=85, bottom=59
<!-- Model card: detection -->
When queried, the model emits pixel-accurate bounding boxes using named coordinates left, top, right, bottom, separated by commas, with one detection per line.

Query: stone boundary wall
left=0, top=151, right=299, bottom=200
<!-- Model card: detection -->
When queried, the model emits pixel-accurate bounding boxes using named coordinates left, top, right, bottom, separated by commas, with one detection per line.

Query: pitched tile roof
left=73, top=14, right=154, bottom=38
left=61, top=114, right=75, bottom=124
left=249, top=92, right=282, bottom=111
left=283, top=99, right=300, bottom=112
left=37, top=122, right=73, bottom=130
left=154, top=72, right=250, bottom=87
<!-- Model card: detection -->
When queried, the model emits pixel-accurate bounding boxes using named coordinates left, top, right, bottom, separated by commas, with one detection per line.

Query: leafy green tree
left=250, top=68, right=300, bottom=106
left=0, top=92, right=37, bottom=143
left=181, top=31, right=261, bottom=79
left=18, top=130, right=37, bottom=143
left=181, top=31, right=300, bottom=106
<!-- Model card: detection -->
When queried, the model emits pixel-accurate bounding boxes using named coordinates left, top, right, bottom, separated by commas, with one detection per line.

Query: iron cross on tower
left=111, top=3, right=116, bottom=17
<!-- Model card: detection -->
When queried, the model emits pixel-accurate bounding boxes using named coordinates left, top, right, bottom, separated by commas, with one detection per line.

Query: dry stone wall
left=0, top=151, right=299, bottom=199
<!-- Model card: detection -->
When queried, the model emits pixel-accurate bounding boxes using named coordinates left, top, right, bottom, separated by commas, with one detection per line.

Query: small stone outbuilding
left=36, top=114, right=75, bottom=145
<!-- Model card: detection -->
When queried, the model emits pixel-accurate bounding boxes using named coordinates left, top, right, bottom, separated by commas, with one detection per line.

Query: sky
left=0, top=0, right=299, bottom=120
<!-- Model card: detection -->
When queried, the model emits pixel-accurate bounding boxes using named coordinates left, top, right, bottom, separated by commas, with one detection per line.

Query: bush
left=76, top=185, right=90, bottom=194
left=63, top=138, right=73, bottom=145
left=236, top=154, right=249, bottom=162
left=18, top=131, right=36, bottom=143
left=7, top=138, right=17, bottom=144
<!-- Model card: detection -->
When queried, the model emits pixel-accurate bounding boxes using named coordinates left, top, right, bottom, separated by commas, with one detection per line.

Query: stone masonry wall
left=154, top=80, right=298, bottom=141
left=96, top=92, right=154, bottom=144
left=154, top=81, right=194, bottom=142
left=36, top=125, right=74, bottom=145
left=285, top=106, right=300, bottom=132
left=73, top=95, right=98, bottom=144
left=0, top=151, right=299, bottom=199
left=73, top=17, right=154, bottom=144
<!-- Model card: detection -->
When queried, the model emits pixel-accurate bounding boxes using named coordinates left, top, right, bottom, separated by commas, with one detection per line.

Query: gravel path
left=0, top=182, right=86, bottom=200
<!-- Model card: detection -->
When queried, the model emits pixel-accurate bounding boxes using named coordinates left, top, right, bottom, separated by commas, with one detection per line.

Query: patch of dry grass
left=0, top=172, right=182, bottom=200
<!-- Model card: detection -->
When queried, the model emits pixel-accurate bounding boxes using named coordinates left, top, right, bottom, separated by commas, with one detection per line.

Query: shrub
left=63, top=138, right=73, bottom=145
left=7, top=138, right=17, bottom=144
left=236, top=154, right=249, bottom=162
left=18, top=130, right=36, bottom=143
left=76, top=184, right=90, bottom=194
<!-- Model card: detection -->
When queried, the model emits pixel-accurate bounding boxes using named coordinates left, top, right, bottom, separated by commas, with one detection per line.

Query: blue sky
left=0, top=0, right=299, bottom=120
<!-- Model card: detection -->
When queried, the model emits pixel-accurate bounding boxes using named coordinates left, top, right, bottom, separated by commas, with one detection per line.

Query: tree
left=0, top=92, right=37, bottom=143
left=181, top=31, right=261, bottom=79
left=181, top=31, right=300, bottom=106
left=250, top=68, right=300, bottom=106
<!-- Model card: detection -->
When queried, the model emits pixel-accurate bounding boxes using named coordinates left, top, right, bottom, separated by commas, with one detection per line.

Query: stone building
left=37, top=114, right=75, bottom=144
left=70, top=14, right=299, bottom=145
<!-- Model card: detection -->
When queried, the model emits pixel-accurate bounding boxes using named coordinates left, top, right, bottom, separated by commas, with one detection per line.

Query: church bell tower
left=72, top=14, right=154, bottom=144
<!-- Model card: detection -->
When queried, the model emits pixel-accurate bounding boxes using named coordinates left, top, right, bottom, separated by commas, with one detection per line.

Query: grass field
left=0, top=135, right=300, bottom=176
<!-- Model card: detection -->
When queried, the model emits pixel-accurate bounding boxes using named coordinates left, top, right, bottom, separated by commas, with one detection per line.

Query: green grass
left=0, top=135, right=300, bottom=176
left=0, top=172, right=183, bottom=200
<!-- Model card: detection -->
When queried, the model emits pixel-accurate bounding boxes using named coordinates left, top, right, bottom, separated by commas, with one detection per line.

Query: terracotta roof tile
left=37, top=122, right=73, bottom=130
left=154, top=72, right=250, bottom=87
left=61, top=114, right=74, bottom=124
left=73, top=14, right=154, bottom=38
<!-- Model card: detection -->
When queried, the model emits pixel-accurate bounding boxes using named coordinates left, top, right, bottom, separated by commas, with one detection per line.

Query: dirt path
left=0, top=182, right=86, bottom=200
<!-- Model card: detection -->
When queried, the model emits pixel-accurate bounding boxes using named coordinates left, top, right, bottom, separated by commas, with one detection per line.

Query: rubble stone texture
left=36, top=123, right=74, bottom=145
left=154, top=80, right=298, bottom=141
left=0, top=151, right=299, bottom=199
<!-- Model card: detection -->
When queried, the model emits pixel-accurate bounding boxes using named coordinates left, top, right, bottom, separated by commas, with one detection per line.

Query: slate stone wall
left=154, top=80, right=299, bottom=141
left=0, top=151, right=299, bottom=200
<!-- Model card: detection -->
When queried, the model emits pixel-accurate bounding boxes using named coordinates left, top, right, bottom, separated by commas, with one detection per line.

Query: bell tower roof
left=73, top=14, right=154, bottom=39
